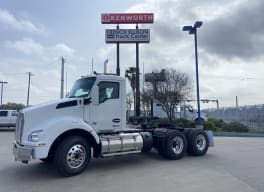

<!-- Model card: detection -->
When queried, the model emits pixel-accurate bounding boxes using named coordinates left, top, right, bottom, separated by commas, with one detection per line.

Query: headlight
left=28, top=130, right=43, bottom=142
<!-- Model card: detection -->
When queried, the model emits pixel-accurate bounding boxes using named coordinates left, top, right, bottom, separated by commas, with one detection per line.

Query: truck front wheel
left=54, top=136, right=91, bottom=177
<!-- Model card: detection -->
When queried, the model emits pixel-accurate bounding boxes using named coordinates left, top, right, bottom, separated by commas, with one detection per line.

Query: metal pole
left=27, top=72, right=31, bottom=106
left=135, top=24, right=140, bottom=117
left=1, top=82, right=4, bottom=107
left=1, top=82, right=3, bottom=107
left=65, top=72, right=68, bottom=95
left=0, top=81, right=8, bottom=108
left=91, top=57, right=94, bottom=75
left=194, top=29, right=202, bottom=127
left=116, top=25, right=120, bottom=76
left=60, top=57, right=65, bottom=99
left=236, top=96, right=238, bottom=109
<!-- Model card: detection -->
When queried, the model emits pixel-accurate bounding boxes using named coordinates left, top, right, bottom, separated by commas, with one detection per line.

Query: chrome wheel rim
left=67, top=144, right=86, bottom=169
left=196, top=134, right=206, bottom=151
left=171, top=136, right=184, bottom=154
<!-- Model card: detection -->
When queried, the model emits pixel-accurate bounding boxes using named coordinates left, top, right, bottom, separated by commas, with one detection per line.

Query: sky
left=0, top=0, right=263, bottom=110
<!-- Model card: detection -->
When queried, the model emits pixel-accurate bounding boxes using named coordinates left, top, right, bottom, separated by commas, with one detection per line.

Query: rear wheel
left=54, top=136, right=91, bottom=177
left=159, top=131, right=187, bottom=160
left=187, top=129, right=209, bottom=156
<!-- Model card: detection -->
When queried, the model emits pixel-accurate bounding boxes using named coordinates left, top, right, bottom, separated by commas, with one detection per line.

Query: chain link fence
left=203, top=104, right=264, bottom=132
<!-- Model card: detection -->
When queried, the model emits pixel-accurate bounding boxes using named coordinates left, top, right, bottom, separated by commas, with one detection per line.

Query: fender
left=23, top=116, right=100, bottom=159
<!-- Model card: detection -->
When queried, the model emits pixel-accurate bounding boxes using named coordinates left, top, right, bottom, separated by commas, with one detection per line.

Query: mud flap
left=205, top=130, right=215, bottom=147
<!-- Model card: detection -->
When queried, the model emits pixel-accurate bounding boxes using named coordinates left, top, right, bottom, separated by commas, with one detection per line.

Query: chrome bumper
left=13, top=141, right=33, bottom=163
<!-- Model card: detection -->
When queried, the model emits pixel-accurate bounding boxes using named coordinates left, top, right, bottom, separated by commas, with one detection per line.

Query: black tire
left=187, top=129, right=209, bottom=156
left=54, top=136, right=91, bottom=177
left=157, top=146, right=167, bottom=158
left=162, top=131, right=187, bottom=160
left=40, top=155, right=54, bottom=163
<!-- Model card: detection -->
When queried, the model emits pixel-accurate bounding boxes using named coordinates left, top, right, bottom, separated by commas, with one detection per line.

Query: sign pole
left=135, top=24, right=140, bottom=117
left=116, top=25, right=120, bottom=76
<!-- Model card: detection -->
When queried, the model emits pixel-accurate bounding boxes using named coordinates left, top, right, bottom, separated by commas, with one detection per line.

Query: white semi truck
left=13, top=74, right=214, bottom=177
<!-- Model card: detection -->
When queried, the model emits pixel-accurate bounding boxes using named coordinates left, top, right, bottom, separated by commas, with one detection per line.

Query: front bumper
left=13, top=141, right=33, bottom=163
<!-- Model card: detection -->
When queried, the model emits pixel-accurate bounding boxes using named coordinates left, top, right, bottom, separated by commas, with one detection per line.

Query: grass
left=213, top=130, right=264, bottom=135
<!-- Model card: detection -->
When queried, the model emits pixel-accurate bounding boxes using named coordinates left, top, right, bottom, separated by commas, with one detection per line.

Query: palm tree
left=125, top=67, right=136, bottom=115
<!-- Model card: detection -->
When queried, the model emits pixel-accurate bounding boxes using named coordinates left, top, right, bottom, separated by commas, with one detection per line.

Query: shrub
left=222, top=122, right=249, bottom=132
left=147, top=118, right=196, bottom=128
left=207, top=118, right=226, bottom=129
left=128, top=116, right=147, bottom=125
left=174, top=118, right=196, bottom=128
left=203, top=120, right=217, bottom=131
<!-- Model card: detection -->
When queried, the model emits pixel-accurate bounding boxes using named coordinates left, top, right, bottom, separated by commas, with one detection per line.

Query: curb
left=213, top=133, right=264, bottom=138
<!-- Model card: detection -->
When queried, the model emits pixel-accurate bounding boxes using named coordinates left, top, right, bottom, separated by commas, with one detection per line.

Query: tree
left=1, top=102, right=25, bottom=111
left=126, top=92, right=133, bottom=117
left=145, top=68, right=192, bottom=121
left=125, top=67, right=136, bottom=115
left=141, top=90, right=152, bottom=116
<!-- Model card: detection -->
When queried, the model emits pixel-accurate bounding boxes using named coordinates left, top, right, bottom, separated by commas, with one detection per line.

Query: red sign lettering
left=101, top=13, right=154, bottom=24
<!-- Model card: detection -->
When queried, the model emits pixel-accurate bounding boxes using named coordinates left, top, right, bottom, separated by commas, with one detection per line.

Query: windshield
left=67, top=77, right=96, bottom=98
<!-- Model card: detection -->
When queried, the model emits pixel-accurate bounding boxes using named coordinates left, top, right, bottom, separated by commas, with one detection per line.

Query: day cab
left=13, top=74, right=214, bottom=177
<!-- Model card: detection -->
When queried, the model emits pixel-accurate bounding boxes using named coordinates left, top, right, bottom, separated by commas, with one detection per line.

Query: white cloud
left=0, top=8, right=43, bottom=33
left=97, top=0, right=264, bottom=108
left=5, top=38, right=75, bottom=57
left=1, top=38, right=80, bottom=105
left=5, top=38, right=44, bottom=55
left=53, top=44, right=75, bottom=57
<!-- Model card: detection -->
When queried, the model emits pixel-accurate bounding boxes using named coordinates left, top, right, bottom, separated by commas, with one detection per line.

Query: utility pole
left=60, top=57, right=65, bottom=99
left=91, top=57, right=94, bottom=75
left=27, top=72, right=33, bottom=106
left=236, top=96, right=238, bottom=109
left=0, top=81, right=8, bottom=108
left=65, top=72, right=68, bottom=95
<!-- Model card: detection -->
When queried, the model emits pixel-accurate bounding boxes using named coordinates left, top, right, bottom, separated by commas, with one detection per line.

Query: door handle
left=112, top=118, right=120, bottom=123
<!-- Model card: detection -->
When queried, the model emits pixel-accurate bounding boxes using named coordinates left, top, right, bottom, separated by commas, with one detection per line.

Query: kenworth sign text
left=101, top=13, right=154, bottom=24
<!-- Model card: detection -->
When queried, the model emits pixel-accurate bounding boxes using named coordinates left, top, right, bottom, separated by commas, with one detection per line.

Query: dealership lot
left=0, top=131, right=263, bottom=192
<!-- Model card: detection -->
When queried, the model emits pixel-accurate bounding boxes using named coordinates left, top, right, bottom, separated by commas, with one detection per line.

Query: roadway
left=0, top=131, right=263, bottom=192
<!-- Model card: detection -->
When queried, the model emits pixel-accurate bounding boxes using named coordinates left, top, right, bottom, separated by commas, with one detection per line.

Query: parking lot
left=0, top=131, right=264, bottom=192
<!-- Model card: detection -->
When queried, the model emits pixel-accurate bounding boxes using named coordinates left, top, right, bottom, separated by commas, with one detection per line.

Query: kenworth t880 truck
left=13, top=74, right=214, bottom=177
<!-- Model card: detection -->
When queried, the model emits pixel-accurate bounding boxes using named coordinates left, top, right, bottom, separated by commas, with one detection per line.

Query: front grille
left=15, top=113, right=24, bottom=144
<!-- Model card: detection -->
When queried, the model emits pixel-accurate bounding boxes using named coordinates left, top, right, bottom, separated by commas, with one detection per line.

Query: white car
left=0, top=110, right=18, bottom=128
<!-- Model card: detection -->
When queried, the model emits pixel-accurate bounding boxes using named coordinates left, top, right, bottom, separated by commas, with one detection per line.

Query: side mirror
left=92, top=86, right=99, bottom=105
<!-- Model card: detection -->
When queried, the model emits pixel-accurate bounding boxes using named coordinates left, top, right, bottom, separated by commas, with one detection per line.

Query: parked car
left=0, top=110, right=18, bottom=128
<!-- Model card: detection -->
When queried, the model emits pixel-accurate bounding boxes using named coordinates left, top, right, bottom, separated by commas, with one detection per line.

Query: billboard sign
left=101, top=13, right=154, bottom=24
left=105, top=29, right=150, bottom=43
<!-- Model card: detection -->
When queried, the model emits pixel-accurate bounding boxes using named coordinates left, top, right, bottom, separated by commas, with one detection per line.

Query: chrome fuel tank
left=100, top=133, right=143, bottom=157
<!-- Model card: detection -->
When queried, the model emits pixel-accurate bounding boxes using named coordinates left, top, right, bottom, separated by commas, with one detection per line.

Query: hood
left=21, top=98, right=84, bottom=136
left=21, top=98, right=77, bottom=114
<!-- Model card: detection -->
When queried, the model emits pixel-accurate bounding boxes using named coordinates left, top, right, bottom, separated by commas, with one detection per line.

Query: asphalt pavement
left=0, top=131, right=264, bottom=192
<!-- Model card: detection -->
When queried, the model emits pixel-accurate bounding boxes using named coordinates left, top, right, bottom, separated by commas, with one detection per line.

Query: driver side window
left=98, top=82, right=119, bottom=103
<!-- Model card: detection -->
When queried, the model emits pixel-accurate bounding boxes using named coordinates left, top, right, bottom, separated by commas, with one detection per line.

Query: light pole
left=182, top=21, right=203, bottom=128
left=0, top=81, right=8, bottom=108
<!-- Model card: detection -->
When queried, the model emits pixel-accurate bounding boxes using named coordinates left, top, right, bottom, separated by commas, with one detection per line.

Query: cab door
left=89, top=81, right=122, bottom=132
